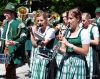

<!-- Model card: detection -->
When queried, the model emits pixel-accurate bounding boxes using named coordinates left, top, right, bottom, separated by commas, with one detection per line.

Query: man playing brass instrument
left=17, top=6, right=29, bottom=22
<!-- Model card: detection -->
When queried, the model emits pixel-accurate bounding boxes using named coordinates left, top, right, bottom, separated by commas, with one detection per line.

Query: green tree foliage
left=0, top=0, right=100, bottom=21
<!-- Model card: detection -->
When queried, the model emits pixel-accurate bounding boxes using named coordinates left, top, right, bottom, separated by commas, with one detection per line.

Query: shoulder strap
left=90, top=25, right=94, bottom=32
left=90, top=25, right=94, bottom=39
left=78, top=28, right=83, bottom=37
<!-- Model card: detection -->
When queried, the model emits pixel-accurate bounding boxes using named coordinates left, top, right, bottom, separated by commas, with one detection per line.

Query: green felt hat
left=95, top=7, right=100, bottom=13
left=5, top=2, right=16, bottom=12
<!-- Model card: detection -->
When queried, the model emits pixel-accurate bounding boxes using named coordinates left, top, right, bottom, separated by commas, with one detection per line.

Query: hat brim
left=4, top=9, right=16, bottom=13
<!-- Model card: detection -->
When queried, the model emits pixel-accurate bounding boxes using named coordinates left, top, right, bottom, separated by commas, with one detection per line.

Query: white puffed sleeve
left=92, top=26, right=99, bottom=38
left=45, top=28, right=55, bottom=40
left=81, top=29, right=90, bottom=44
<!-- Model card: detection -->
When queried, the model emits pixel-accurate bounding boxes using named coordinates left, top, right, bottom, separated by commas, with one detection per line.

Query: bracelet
left=67, top=43, right=74, bottom=49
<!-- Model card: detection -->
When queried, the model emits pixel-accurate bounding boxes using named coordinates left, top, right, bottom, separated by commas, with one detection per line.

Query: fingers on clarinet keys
left=27, top=26, right=32, bottom=31
left=67, top=43, right=74, bottom=49
left=59, top=35, right=63, bottom=41
left=36, top=40, right=42, bottom=45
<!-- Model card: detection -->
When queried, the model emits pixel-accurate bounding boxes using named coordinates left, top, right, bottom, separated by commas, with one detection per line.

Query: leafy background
left=0, top=0, right=100, bottom=22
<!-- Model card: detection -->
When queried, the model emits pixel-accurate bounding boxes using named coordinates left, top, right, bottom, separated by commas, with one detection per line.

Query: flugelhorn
left=17, top=6, right=29, bottom=21
left=48, top=12, right=60, bottom=27
left=17, top=6, right=28, bottom=15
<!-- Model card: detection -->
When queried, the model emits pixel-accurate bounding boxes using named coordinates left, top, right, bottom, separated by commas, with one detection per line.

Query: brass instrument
left=17, top=6, right=29, bottom=21
left=34, top=11, right=61, bottom=27
left=48, top=12, right=60, bottom=27
left=17, top=6, right=28, bottom=15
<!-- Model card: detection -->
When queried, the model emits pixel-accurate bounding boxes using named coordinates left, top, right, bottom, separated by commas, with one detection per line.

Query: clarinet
left=63, top=25, right=71, bottom=39
left=58, top=25, right=71, bottom=79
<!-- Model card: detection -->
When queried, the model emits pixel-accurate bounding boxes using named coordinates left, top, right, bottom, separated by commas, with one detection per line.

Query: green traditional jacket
left=1, top=18, right=28, bottom=64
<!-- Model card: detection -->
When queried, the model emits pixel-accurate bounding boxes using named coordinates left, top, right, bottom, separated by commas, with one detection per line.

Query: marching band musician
left=0, top=2, right=28, bottom=79
left=17, top=6, right=33, bottom=67
left=30, top=10, right=55, bottom=79
left=95, top=7, right=100, bottom=29
left=56, top=11, right=69, bottom=36
left=55, top=8, right=90, bottom=79
left=93, top=7, right=100, bottom=79
left=82, top=12, right=99, bottom=79
left=24, top=10, right=35, bottom=77
left=54, top=11, right=69, bottom=72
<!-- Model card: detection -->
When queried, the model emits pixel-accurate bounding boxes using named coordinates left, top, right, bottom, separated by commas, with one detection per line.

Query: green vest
left=67, top=28, right=83, bottom=53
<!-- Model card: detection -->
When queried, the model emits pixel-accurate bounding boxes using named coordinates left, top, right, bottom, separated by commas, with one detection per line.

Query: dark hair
left=4, top=10, right=17, bottom=18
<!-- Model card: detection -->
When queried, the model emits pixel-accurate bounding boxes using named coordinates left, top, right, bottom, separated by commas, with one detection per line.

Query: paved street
left=0, top=63, right=30, bottom=79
